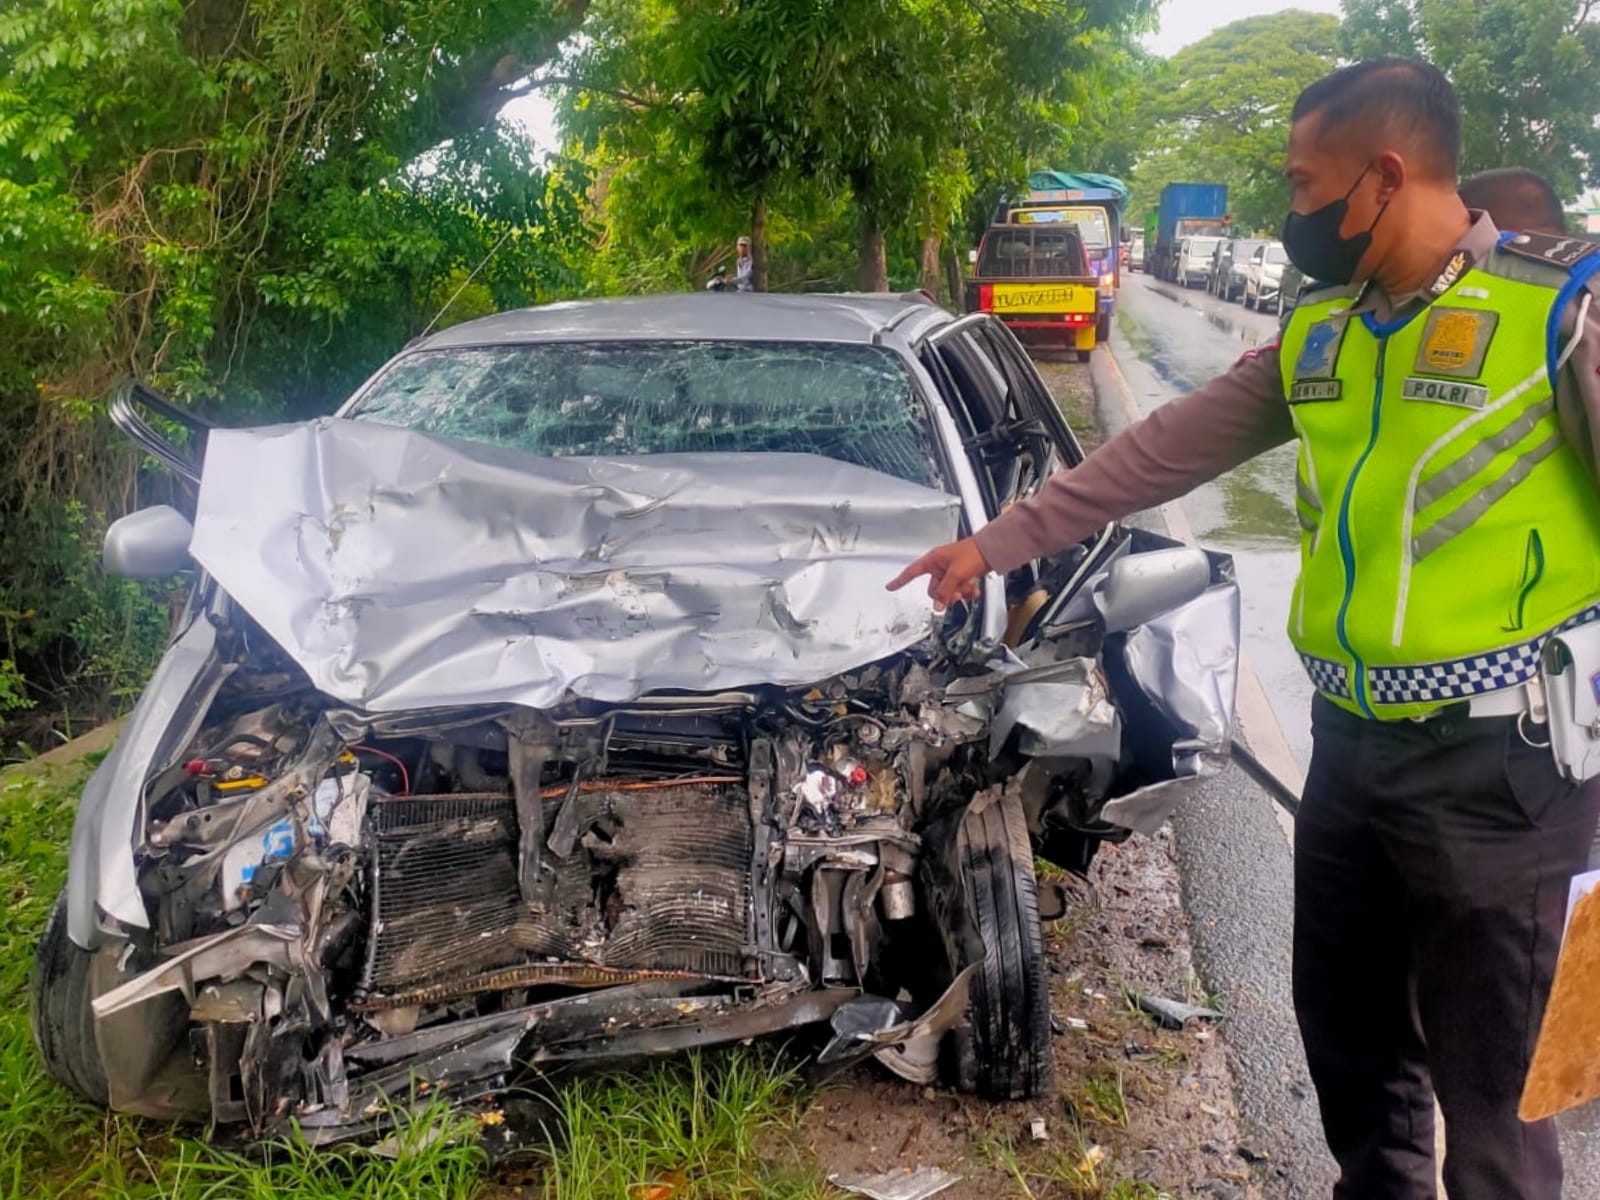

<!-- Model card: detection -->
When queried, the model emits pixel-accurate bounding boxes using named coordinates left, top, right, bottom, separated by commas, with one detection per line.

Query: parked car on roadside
left=1128, top=233, right=1146, bottom=272
left=1177, top=236, right=1221, bottom=288
left=34, top=293, right=1240, bottom=1141
left=1210, top=238, right=1265, bottom=303
left=1243, top=242, right=1289, bottom=310
left=1275, top=260, right=1310, bottom=316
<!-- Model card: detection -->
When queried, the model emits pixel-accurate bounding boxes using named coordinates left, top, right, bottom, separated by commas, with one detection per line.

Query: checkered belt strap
left=1300, top=603, right=1600, bottom=709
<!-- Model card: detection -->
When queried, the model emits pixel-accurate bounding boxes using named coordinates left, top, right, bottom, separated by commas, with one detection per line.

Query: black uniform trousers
left=1295, top=695, right=1600, bottom=1199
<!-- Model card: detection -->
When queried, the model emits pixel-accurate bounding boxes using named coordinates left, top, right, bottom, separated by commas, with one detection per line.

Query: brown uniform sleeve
left=1553, top=278, right=1600, bottom=480
left=974, top=344, right=1297, bottom=574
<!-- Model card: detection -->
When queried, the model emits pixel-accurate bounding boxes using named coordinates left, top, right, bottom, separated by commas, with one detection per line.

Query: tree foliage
left=1340, top=0, right=1600, bottom=199
left=562, top=0, right=1157, bottom=293
left=1127, top=9, right=1341, bottom=232
left=0, top=0, right=594, bottom=745
left=0, top=0, right=1167, bottom=750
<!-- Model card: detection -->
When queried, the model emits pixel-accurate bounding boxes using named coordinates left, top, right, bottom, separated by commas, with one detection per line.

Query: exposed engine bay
left=80, top=522, right=1235, bottom=1139
left=51, top=422, right=1239, bottom=1139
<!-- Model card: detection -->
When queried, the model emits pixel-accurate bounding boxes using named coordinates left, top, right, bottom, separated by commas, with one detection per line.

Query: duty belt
left=1299, top=602, right=1600, bottom=711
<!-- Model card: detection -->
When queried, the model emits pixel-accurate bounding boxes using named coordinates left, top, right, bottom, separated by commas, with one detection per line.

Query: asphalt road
left=1112, top=273, right=1313, bottom=773
left=1099, top=271, right=1600, bottom=1197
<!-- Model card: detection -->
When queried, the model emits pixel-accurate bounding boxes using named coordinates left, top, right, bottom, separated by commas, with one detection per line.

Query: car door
left=916, top=317, right=1017, bottom=521
left=917, top=316, right=1110, bottom=632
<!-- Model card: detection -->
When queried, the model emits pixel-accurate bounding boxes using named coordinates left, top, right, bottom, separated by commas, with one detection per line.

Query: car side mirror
left=1095, top=546, right=1212, bottom=633
left=103, top=505, right=194, bottom=579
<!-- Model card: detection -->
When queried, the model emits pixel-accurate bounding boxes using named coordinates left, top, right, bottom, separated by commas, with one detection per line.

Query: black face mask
left=1281, top=166, right=1389, bottom=285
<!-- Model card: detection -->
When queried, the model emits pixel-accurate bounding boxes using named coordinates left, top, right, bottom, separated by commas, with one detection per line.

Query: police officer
left=1459, top=166, right=1569, bottom=237
left=890, top=59, right=1600, bottom=1200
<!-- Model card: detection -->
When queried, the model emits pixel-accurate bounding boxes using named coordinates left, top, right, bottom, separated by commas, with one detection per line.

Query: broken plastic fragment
left=828, top=1165, right=960, bottom=1200
left=630, top=1169, right=689, bottom=1200
left=1136, top=993, right=1221, bottom=1029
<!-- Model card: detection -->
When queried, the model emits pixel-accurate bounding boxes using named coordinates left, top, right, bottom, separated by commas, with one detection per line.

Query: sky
left=1142, top=0, right=1344, bottom=57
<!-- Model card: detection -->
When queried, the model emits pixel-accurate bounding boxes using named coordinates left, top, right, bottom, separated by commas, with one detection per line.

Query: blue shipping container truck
left=996, top=171, right=1129, bottom=347
left=1153, top=183, right=1229, bottom=283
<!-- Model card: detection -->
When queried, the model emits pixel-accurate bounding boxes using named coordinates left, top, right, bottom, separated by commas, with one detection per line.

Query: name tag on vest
left=1401, top=377, right=1489, bottom=409
left=1289, top=380, right=1343, bottom=403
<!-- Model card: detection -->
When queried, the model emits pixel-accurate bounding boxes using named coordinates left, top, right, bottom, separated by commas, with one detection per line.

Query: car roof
left=411, top=293, right=954, bottom=352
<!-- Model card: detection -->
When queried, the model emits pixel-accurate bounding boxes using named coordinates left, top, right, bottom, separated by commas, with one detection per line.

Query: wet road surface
left=1112, top=272, right=1313, bottom=772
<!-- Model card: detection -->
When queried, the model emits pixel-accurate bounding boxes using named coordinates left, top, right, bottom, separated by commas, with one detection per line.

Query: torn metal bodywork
left=188, top=422, right=960, bottom=711
left=63, top=417, right=1239, bottom=1140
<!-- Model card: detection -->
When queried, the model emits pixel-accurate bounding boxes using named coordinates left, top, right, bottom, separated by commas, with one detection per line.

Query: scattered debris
left=1029, top=1116, right=1049, bottom=1143
left=1135, top=992, right=1221, bottom=1030
left=1066, top=1016, right=1090, bottom=1032
left=629, top=1169, right=688, bottom=1200
left=828, top=1165, right=960, bottom=1200
left=1236, top=1143, right=1270, bottom=1164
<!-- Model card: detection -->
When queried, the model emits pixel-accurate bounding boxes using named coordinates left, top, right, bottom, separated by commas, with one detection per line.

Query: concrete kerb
left=0, top=718, right=121, bottom=784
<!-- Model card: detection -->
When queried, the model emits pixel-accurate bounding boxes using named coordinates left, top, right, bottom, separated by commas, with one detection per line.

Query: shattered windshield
left=346, top=340, right=943, bottom=487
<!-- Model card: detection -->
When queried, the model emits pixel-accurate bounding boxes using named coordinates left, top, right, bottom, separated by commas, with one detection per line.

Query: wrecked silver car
left=31, top=293, right=1239, bottom=1138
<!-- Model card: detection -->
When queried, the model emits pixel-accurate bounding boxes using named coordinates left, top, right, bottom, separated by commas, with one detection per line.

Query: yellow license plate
left=988, top=283, right=1097, bottom=313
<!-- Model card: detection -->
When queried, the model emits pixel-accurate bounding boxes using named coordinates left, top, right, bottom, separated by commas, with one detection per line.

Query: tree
left=1128, top=10, right=1340, bottom=232
left=561, top=0, right=1157, bottom=294
left=1341, top=0, right=1600, bottom=199
left=0, top=0, right=594, bottom=737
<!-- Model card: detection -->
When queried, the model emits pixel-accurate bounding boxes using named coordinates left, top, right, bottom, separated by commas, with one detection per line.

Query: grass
left=0, top=755, right=824, bottom=1199
left=536, top=1053, right=824, bottom=1200
left=977, top=1120, right=1172, bottom=1200
left=1072, top=1066, right=1129, bottom=1130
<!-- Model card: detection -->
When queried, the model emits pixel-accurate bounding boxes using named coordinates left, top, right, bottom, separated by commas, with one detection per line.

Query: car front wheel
left=944, top=787, right=1052, bottom=1099
left=31, top=888, right=206, bottom=1119
left=30, top=890, right=109, bottom=1105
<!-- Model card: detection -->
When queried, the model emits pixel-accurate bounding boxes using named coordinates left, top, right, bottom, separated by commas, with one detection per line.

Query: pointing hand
left=886, top=537, right=991, bottom=609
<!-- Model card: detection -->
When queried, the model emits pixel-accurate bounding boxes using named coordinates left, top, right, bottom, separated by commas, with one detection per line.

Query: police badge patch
left=1415, top=307, right=1498, bottom=378
left=1289, top=317, right=1347, bottom=403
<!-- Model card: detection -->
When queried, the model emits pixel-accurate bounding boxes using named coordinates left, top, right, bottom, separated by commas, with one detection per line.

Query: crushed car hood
left=189, top=419, right=960, bottom=711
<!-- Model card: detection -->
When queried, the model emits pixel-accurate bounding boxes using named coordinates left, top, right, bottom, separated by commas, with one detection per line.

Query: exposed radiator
left=361, top=784, right=754, bottom=1004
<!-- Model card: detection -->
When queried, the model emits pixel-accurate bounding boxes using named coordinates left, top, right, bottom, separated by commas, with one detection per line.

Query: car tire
left=1095, top=314, right=1110, bottom=345
left=30, top=889, right=110, bottom=1105
left=946, top=788, right=1052, bottom=1100
left=1076, top=349, right=1091, bottom=363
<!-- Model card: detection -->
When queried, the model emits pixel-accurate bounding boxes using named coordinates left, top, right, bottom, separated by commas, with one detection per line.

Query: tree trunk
left=919, top=235, right=942, bottom=301
left=857, top=212, right=888, bottom=292
left=945, top=241, right=965, bottom=312
left=751, top=194, right=769, bottom=293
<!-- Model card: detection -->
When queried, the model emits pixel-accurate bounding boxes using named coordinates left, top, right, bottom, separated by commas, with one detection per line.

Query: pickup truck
left=965, top=222, right=1099, bottom=361
left=1000, top=171, right=1127, bottom=345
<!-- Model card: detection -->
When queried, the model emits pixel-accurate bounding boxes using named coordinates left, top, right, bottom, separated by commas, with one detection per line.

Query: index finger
left=886, top=552, right=936, bottom=592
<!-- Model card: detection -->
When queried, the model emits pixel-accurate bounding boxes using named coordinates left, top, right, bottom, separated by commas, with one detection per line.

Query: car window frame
left=917, top=324, right=1016, bottom=515
left=921, top=312, right=1085, bottom=524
